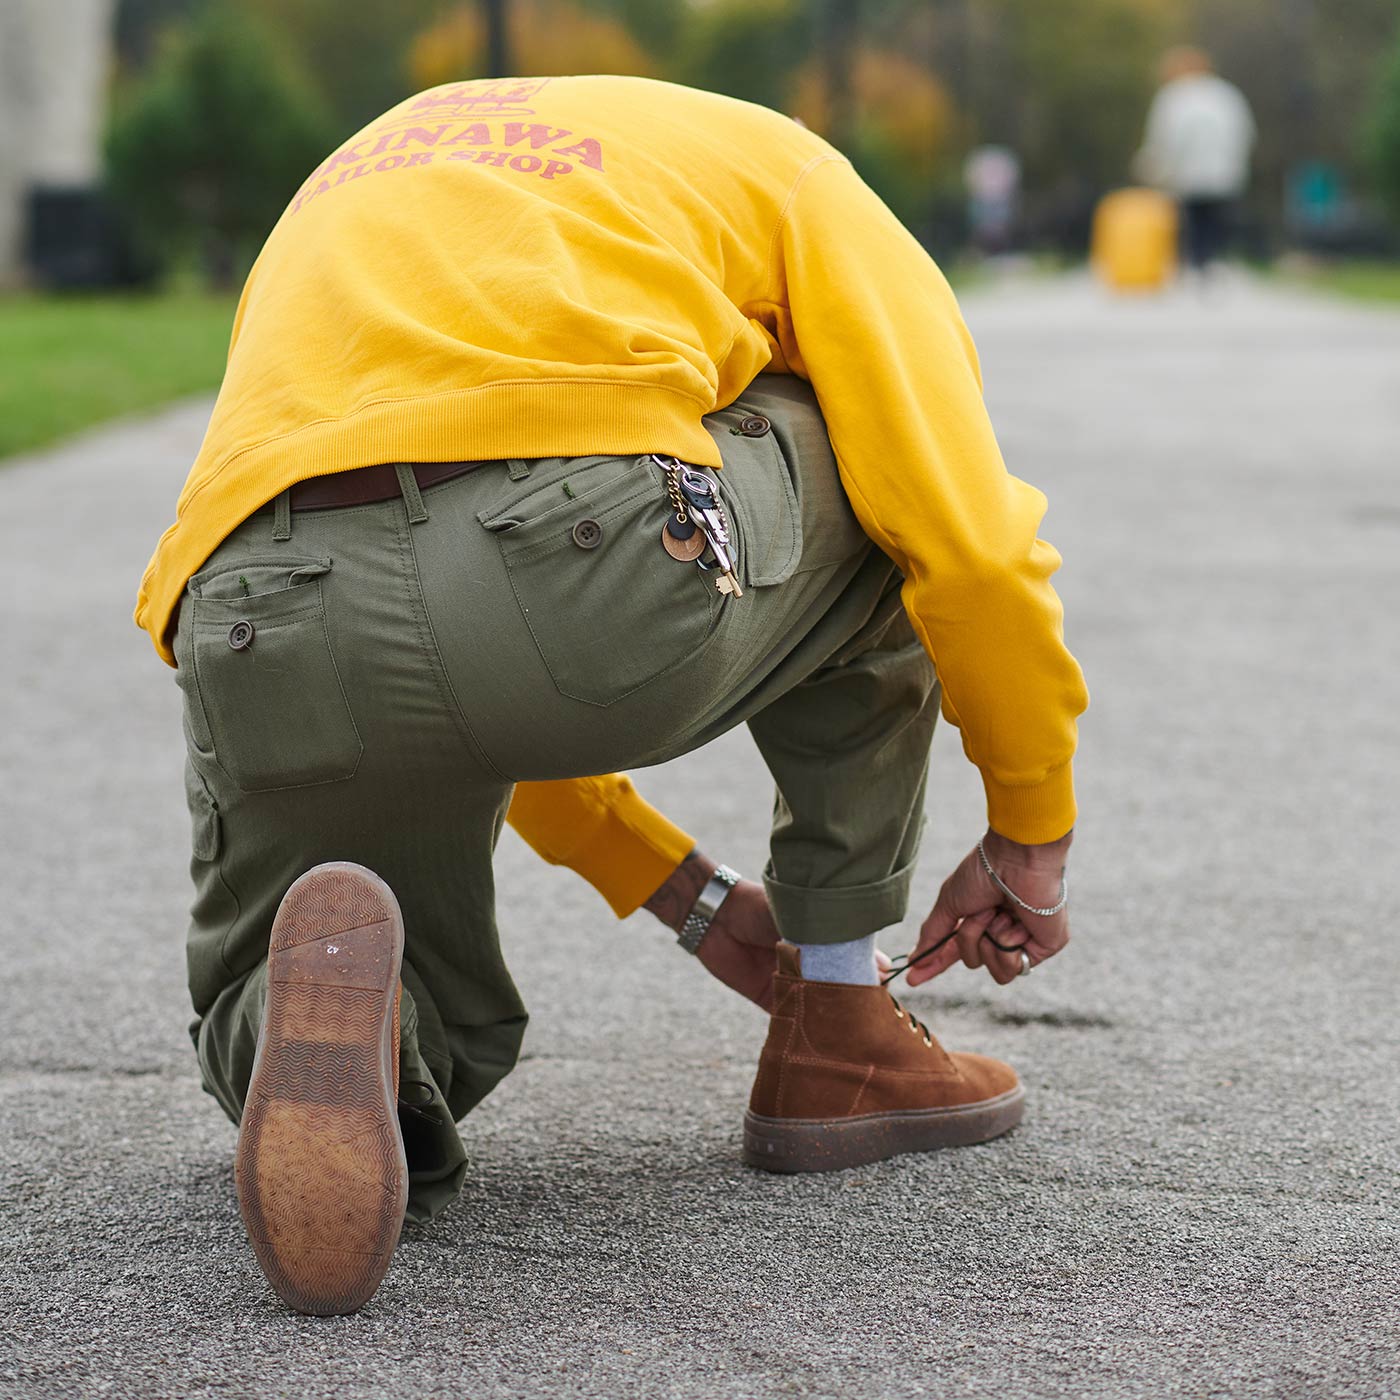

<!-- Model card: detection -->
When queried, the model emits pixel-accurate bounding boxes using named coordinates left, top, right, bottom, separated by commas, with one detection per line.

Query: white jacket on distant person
left=1135, top=73, right=1255, bottom=200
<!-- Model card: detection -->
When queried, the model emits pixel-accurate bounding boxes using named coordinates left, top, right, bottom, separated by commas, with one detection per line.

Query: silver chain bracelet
left=976, top=837, right=1068, bottom=918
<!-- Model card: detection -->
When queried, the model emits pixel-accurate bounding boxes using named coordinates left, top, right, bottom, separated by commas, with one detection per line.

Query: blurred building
left=0, top=0, right=116, bottom=288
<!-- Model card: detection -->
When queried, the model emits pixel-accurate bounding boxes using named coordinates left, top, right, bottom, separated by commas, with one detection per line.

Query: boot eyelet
left=922, top=1034, right=933, bottom=1048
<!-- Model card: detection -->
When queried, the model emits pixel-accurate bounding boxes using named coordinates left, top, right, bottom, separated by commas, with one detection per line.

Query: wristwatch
left=677, top=865, right=741, bottom=955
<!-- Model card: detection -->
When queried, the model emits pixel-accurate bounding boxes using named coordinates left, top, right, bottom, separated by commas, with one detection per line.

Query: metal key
left=678, top=469, right=743, bottom=598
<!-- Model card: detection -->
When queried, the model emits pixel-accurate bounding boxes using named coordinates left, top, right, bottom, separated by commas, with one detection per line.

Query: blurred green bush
left=106, top=3, right=335, bottom=287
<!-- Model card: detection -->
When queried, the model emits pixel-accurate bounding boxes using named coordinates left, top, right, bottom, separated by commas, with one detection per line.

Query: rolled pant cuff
left=762, top=860, right=917, bottom=945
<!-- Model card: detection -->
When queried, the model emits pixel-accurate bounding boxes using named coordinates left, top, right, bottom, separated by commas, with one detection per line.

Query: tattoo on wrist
left=644, top=850, right=713, bottom=932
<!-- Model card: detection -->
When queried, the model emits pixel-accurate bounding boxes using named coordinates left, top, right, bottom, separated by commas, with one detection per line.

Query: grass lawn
left=0, top=292, right=236, bottom=459
left=1281, top=259, right=1400, bottom=305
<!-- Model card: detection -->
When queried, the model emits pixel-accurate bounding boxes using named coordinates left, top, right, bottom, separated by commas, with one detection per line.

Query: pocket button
left=572, top=519, right=604, bottom=550
left=227, top=620, right=255, bottom=651
left=737, top=414, right=771, bottom=437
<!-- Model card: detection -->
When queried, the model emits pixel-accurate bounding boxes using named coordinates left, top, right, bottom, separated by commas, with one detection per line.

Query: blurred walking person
left=964, top=144, right=1021, bottom=256
left=1135, top=47, right=1256, bottom=274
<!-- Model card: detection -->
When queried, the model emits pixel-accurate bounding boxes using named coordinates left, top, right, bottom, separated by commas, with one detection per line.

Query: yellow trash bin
left=1091, top=188, right=1178, bottom=292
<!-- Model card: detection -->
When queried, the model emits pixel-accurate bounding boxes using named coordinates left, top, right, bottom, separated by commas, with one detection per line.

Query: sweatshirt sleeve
left=505, top=773, right=696, bottom=918
left=761, top=155, right=1088, bottom=843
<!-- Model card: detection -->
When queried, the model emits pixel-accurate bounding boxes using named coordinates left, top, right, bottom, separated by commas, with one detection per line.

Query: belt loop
left=272, top=489, right=292, bottom=542
left=507, top=458, right=532, bottom=481
left=395, top=463, right=429, bottom=524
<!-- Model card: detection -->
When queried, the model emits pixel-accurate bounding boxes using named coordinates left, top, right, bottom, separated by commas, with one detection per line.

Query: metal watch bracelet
left=677, top=865, right=741, bottom=955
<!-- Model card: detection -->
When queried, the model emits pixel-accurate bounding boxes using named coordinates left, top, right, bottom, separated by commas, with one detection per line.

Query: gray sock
left=791, top=933, right=879, bottom=985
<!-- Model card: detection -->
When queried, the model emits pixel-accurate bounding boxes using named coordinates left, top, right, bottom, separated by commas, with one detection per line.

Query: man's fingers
left=904, top=948, right=961, bottom=986
left=956, top=914, right=990, bottom=970
left=904, top=885, right=962, bottom=986
left=906, top=847, right=1074, bottom=988
left=1019, top=913, right=1071, bottom=960
left=982, top=927, right=1030, bottom=983
left=978, top=908, right=1030, bottom=983
left=904, top=932, right=961, bottom=985
left=904, top=903, right=964, bottom=984
left=1004, top=916, right=1070, bottom=979
left=984, top=910, right=1016, bottom=943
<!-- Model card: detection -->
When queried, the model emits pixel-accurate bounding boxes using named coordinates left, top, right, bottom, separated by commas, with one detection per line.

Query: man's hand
left=644, top=851, right=780, bottom=1011
left=904, top=828, right=1073, bottom=987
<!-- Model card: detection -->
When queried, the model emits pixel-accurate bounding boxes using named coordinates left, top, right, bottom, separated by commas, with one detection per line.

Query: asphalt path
left=2, top=273, right=1398, bottom=1399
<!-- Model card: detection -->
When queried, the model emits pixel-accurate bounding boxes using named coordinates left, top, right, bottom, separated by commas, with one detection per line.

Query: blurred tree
left=240, top=0, right=447, bottom=130
left=967, top=0, right=1171, bottom=187
left=674, top=0, right=811, bottom=113
left=106, top=3, right=335, bottom=285
left=791, top=48, right=951, bottom=227
left=482, top=0, right=510, bottom=76
left=410, top=0, right=654, bottom=87
left=1368, top=18, right=1400, bottom=216
left=1189, top=0, right=1397, bottom=208
left=819, top=0, right=860, bottom=153
left=874, top=0, right=1174, bottom=248
left=114, top=0, right=198, bottom=68
left=108, top=0, right=1400, bottom=259
left=576, top=0, right=688, bottom=61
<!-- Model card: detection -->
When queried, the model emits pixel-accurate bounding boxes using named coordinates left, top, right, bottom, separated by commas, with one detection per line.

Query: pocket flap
left=189, top=556, right=332, bottom=601
left=475, top=457, right=649, bottom=534
left=704, top=406, right=802, bottom=588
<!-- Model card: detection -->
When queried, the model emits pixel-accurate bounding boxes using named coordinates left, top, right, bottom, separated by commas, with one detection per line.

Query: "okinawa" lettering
left=288, top=119, right=605, bottom=215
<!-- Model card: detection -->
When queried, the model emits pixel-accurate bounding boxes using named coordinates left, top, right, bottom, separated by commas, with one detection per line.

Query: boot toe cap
left=950, top=1050, right=1022, bottom=1104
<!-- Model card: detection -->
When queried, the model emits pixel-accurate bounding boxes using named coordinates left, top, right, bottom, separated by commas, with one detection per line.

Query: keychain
left=653, top=455, right=743, bottom=598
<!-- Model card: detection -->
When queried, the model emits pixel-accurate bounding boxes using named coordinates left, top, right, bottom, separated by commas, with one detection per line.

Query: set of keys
left=653, top=455, right=744, bottom=598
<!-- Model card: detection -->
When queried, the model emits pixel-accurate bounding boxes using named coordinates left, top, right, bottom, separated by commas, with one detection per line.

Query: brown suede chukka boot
left=235, top=862, right=408, bottom=1316
left=743, top=944, right=1024, bottom=1173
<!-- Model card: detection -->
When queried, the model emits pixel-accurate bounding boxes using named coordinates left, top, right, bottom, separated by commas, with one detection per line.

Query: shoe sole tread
left=234, top=862, right=407, bottom=1316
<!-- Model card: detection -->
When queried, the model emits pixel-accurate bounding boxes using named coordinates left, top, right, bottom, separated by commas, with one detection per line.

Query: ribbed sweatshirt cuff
left=506, top=776, right=695, bottom=919
left=982, top=761, right=1077, bottom=845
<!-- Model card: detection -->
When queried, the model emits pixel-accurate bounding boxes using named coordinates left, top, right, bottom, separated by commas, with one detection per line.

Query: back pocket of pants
left=185, top=557, right=363, bottom=792
left=477, top=456, right=723, bottom=706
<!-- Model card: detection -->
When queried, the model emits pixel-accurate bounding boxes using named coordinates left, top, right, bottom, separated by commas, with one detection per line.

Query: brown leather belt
left=288, top=460, right=485, bottom=512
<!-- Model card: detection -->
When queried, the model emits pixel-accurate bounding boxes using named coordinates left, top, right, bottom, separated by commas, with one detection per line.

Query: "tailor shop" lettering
left=288, top=120, right=605, bottom=215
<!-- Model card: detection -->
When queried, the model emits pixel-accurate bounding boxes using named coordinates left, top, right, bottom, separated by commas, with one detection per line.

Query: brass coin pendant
left=661, top=522, right=706, bottom=562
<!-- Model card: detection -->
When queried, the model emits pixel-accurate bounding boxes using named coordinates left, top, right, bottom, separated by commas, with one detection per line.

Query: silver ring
left=1018, top=951, right=1032, bottom=977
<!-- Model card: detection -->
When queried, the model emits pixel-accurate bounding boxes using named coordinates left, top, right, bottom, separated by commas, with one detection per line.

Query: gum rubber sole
left=742, top=1084, right=1026, bottom=1174
left=234, top=862, right=408, bottom=1316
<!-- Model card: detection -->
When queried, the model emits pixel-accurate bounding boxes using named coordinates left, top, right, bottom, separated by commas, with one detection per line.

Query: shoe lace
left=890, top=996, right=935, bottom=1048
left=881, top=926, right=1022, bottom=988
left=397, top=1077, right=442, bottom=1125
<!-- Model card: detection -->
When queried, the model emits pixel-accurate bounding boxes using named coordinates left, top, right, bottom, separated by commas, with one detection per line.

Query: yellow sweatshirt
left=137, top=75, right=1087, bottom=899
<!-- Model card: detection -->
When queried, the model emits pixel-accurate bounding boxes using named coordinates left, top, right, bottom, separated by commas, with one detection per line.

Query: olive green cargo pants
left=174, top=376, right=939, bottom=1221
